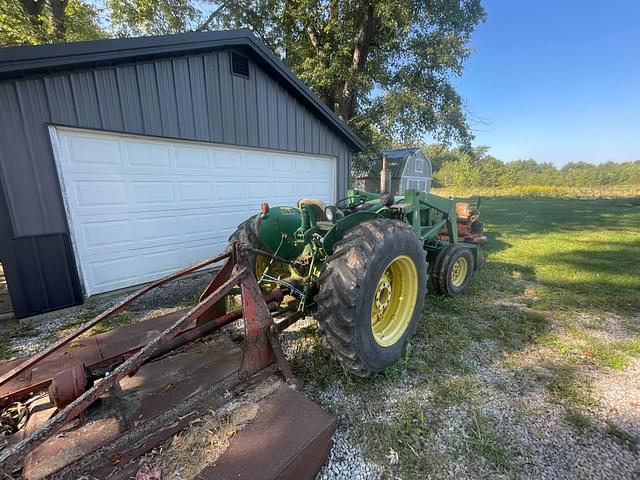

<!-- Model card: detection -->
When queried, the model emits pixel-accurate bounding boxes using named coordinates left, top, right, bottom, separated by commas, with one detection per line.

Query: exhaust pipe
left=380, top=155, right=391, bottom=194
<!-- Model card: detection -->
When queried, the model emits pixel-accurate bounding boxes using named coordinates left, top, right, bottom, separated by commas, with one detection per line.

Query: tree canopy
left=430, top=146, right=640, bottom=189
left=0, top=0, right=485, bottom=151
left=0, top=0, right=105, bottom=45
left=210, top=1, right=486, bottom=149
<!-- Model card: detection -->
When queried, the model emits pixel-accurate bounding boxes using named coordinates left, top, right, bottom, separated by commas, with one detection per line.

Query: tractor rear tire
left=431, top=244, right=475, bottom=296
left=315, top=219, right=427, bottom=377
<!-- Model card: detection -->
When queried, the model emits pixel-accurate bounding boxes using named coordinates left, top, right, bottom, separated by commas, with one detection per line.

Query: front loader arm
left=401, top=190, right=458, bottom=244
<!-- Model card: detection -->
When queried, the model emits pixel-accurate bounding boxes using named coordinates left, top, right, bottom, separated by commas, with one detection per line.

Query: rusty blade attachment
left=0, top=242, right=333, bottom=480
left=0, top=244, right=287, bottom=472
left=0, top=251, right=231, bottom=391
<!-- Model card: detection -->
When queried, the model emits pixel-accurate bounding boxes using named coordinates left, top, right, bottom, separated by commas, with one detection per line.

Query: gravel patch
left=317, top=429, right=383, bottom=480
left=5, top=272, right=214, bottom=359
left=475, top=356, right=640, bottom=480
left=592, top=359, right=640, bottom=438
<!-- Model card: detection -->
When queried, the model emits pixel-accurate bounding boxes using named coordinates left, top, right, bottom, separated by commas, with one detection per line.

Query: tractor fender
left=255, top=206, right=303, bottom=259
left=323, top=212, right=383, bottom=255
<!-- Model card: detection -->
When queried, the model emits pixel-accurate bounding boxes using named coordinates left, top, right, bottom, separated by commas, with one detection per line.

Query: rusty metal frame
left=0, top=252, right=230, bottom=391
left=0, top=245, right=282, bottom=471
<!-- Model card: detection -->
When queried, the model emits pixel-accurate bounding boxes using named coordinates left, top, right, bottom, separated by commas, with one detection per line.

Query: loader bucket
left=0, top=244, right=335, bottom=479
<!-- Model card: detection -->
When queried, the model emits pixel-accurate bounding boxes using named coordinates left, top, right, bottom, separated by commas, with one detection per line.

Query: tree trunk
left=48, top=0, right=68, bottom=41
left=20, top=0, right=44, bottom=17
left=338, top=2, right=379, bottom=123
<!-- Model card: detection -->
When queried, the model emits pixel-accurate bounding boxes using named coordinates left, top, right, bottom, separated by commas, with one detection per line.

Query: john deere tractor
left=228, top=163, right=485, bottom=377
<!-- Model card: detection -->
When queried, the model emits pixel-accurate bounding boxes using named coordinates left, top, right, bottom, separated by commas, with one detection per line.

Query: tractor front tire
left=431, top=244, right=475, bottom=296
left=316, top=219, right=427, bottom=377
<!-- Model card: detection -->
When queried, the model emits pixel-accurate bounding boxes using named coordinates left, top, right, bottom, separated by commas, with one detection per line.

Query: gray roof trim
left=0, top=29, right=366, bottom=151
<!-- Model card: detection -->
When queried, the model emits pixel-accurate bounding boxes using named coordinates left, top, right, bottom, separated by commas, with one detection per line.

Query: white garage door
left=50, top=128, right=336, bottom=296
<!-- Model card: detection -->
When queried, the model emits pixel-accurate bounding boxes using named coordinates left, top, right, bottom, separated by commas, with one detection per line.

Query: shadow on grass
left=482, top=197, right=640, bottom=235
left=535, top=239, right=640, bottom=316
left=542, top=239, right=640, bottom=277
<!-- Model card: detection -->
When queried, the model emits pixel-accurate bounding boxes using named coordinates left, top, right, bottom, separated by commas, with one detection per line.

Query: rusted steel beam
left=200, top=257, right=234, bottom=301
left=43, top=291, right=284, bottom=411
left=0, top=289, right=284, bottom=408
left=148, top=289, right=284, bottom=363
left=239, top=270, right=276, bottom=376
left=0, top=266, right=247, bottom=471
left=269, top=330, right=298, bottom=388
left=197, top=257, right=234, bottom=325
left=0, top=252, right=230, bottom=391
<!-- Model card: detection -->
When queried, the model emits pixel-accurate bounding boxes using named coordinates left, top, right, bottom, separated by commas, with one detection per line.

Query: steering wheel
left=335, top=195, right=367, bottom=212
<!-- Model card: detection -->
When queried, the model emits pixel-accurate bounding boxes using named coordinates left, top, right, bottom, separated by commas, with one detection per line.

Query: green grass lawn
left=485, top=197, right=640, bottom=317
left=289, top=196, right=640, bottom=478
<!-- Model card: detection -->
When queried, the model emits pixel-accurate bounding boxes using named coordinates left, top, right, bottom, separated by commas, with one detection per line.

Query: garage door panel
left=313, top=182, right=332, bottom=198
left=181, top=212, right=218, bottom=236
left=182, top=243, right=222, bottom=265
left=314, top=159, right=331, bottom=173
left=271, top=182, right=295, bottom=200
left=217, top=181, right=244, bottom=199
left=89, top=254, right=139, bottom=291
left=174, top=145, right=210, bottom=170
left=246, top=182, right=270, bottom=199
left=295, top=183, right=313, bottom=197
left=141, top=248, right=183, bottom=277
left=131, top=181, right=175, bottom=205
left=81, top=220, right=136, bottom=250
left=213, top=149, right=242, bottom=169
left=74, top=180, right=128, bottom=207
left=271, top=155, right=293, bottom=171
left=65, top=134, right=121, bottom=167
left=294, top=158, right=314, bottom=172
left=178, top=181, right=215, bottom=202
left=53, top=128, right=336, bottom=295
left=137, top=216, right=181, bottom=242
left=127, top=141, right=170, bottom=168
left=244, top=152, right=271, bottom=171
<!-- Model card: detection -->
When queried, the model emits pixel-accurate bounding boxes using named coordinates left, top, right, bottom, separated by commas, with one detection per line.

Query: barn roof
left=0, top=29, right=365, bottom=152
left=353, top=147, right=421, bottom=178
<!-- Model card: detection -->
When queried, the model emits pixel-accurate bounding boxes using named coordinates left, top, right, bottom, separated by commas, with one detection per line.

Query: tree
left=1, top=1, right=486, bottom=152
left=208, top=0, right=486, bottom=149
left=0, top=0, right=105, bottom=46
left=107, top=0, right=202, bottom=36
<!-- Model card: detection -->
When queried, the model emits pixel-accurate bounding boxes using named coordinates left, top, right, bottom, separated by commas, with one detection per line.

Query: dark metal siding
left=0, top=49, right=353, bottom=238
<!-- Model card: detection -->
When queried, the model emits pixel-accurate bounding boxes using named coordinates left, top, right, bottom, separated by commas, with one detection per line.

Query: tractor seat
left=297, top=198, right=328, bottom=222
left=455, top=202, right=471, bottom=221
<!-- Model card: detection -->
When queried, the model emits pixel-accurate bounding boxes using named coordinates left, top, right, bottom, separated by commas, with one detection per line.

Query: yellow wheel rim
left=371, top=255, right=419, bottom=347
left=450, top=257, right=468, bottom=288
left=256, top=255, right=269, bottom=279
left=255, top=255, right=288, bottom=291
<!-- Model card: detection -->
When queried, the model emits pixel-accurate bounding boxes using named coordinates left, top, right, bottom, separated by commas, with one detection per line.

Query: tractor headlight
left=324, top=205, right=338, bottom=223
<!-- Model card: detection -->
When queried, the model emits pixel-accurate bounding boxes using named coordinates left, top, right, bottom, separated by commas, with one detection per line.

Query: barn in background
left=352, top=148, right=433, bottom=195
left=0, top=29, right=365, bottom=318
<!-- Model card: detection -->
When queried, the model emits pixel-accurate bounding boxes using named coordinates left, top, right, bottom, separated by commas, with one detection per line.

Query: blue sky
left=452, top=0, right=640, bottom=165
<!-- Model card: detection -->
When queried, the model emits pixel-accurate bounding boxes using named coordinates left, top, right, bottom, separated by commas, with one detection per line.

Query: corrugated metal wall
left=0, top=48, right=353, bottom=238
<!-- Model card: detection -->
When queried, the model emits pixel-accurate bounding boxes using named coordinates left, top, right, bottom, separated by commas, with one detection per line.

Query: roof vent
left=231, top=52, right=249, bottom=78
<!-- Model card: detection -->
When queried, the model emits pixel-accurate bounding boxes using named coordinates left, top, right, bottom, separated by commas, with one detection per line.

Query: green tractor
left=228, top=167, right=485, bottom=377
